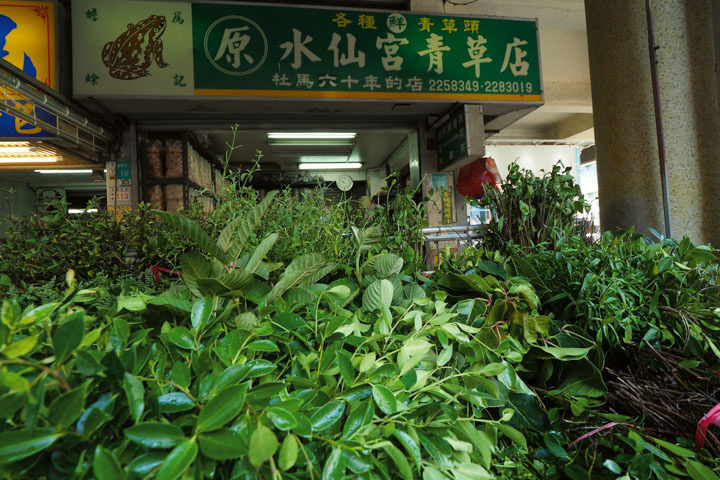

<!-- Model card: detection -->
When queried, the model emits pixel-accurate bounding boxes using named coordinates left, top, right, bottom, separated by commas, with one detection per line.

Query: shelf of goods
left=141, top=132, right=229, bottom=213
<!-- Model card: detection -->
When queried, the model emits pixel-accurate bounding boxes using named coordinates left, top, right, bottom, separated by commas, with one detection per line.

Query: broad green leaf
left=603, top=459, right=621, bottom=474
left=393, top=429, right=422, bottom=470
left=479, top=363, right=507, bottom=376
left=155, top=438, right=198, bottom=480
left=92, top=446, right=125, bottom=480
left=362, top=279, right=394, bottom=311
left=249, top=424, right=278, bottom=467
left=244, top=233, right=279, bottom=275
left=196, top=383, right=249, bottom=433
left=372, top=385, right=397, bottom=415
left=536, top=345, right=593, bottom=361
left=651, top=438, right=695, bottom=458
left=657, top=256, right=673, bottom=273
left=685, top=460, right=719, bottom=480
left=352, top=225, right=383, bottom=252
left=191, top=297, right=213, bottom=332
left=497, top=423, right=527, bottom=450
left=359, top=352, right=376, bottom=373
left=124, top=422, right=185, bottom=449
left=168, top=326, right=194, bottom=350
left=278, top=434, right=298, bottom=471
left=369, top=254, right=404, bottom=278
left=343, top=403, right=366, bottom=438
left=180, top=253, right=212, bottom=298
left=19, top=302, right=56, bottom=325
left=158, top=392, right=194, bottom=413
left=197, top=269, right=254, bottom=297
left=456, top=462, right=493, bottom=480
left=128, top=453, right=166, bottom=476
left=323, top=448, right=345, bottom=480
left=49, top=382, right=88, bottom=429
left=550, top=359, right=606, bottom=397
left=266, top=407, right=297, bottom=431
left=52, top=312, right=84, bottom=363
left=336, top=350, right=354, bottom=385
left=1, top=334, right=38, bottom=358
left=156, top=210, right=228, bottom=263
left=170, top=362, right=191, bottom=390
left=222, top=191, right=277, bottom=262
left=123, top=373, right=144, bottom=422
left=311, top=400, right=346, bottom=431
left=199, top=429, right=245, bottom=460
left=436, top=345, right=453, bottom=367
left=0, top=429, right=61, bottom=465
left=267, top=253, right=335, bottom=303
left=343, top=450, right=372, bottom=474
left=382, top=444, right=412, bottom=480
left=247, top=340, right=279, bottom=352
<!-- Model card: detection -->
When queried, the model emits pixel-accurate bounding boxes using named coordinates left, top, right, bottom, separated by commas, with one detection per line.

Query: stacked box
left=165, top=139, right=184, bottom=178
left=145, top=139, right=163, bottom=179
left=165, top=184, right=185, bottom=212
left=146, top=185, right=164, bottom=209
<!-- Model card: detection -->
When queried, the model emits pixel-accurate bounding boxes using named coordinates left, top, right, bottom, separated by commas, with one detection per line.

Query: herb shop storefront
left=70, top=0, right=542, bottom=247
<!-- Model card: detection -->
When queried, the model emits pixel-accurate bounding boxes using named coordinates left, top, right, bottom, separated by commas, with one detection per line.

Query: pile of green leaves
left=475, top=162, right=590, bottom=250
left=504, top=229, right=720, bottom=358
left=0, top=194, right=565, bottom=478
left=0, top=201, right=191, bottom=287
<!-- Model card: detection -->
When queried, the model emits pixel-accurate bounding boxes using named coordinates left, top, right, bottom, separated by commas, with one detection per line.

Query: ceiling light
left=298, top=163, right=363, bottom=170
left=35, top=169, right=93, bottom=174
left=267, top=132, right=356, bottom=147
left=299, top=155, right=350, bottom=163
left=0, top=146, right=33, bottom=153
left=90, top=169, right=105, bottom=182
left=0, top=156, right=60, bottom=163
left=268, top=132, right=356, bottom=139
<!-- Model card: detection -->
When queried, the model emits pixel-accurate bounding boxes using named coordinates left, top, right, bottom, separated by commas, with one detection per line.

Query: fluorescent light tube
left=0, top=156, right=60, bottom=163
left=299, top=156, right=350, bottom=163
left=0, top=146, right=33, bottom=153
left=35, top=169, right=93, bottom=174
left=268, top=132, right=356, bottom=139
left=298, top=163, right=363, bottom=170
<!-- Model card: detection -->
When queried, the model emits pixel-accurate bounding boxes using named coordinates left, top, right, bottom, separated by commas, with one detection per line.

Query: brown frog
left=102, top=15, right=168, bottom=80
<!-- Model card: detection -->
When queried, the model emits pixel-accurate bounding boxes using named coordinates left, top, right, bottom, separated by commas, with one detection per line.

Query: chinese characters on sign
left=437, top=105, right=485, bottom=171
left=192, top=3, right=541, bottom=101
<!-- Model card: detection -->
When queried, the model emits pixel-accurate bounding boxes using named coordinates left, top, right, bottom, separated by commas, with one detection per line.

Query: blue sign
left=0, top=102, right=56, bottom=139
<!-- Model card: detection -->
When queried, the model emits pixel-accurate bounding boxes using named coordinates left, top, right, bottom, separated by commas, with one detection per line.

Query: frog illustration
left=102, top=15, right=168, bottom=80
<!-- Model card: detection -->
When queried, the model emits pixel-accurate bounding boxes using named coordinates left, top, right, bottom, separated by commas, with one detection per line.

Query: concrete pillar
left=585, top=0, right=720, bottom=244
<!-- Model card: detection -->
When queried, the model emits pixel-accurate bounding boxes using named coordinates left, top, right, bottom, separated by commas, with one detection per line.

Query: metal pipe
left=0, top=68, right=110, bottom=140
left=422, top=225, right=484, bottom=234
left=0, top=101, right=102, bottom=152
left=423, top=233, right=482, bottom=242
left=645, top=0, right=673, bottom=238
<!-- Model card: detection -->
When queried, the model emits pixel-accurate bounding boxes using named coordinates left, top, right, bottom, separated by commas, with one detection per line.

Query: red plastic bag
left=457, top=157, right=502, bottom=199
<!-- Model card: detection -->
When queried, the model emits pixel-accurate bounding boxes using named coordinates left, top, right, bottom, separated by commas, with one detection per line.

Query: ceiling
left=199, top=128, right=412, bottom=172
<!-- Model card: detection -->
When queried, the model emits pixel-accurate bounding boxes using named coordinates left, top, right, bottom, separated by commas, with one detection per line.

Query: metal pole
left=645, top=0, right=673, bottom=238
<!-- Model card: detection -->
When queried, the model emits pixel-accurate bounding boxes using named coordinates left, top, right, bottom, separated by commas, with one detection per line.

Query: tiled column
left=585, top=0, right=720, bottom=245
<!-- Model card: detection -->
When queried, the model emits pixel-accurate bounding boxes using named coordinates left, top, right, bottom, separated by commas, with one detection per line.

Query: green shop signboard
left=192, top=4, right=541, bottom=101
left=73, top=1, right=541, bottom=103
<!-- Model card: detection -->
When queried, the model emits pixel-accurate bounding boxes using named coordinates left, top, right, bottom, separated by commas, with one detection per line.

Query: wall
left=0, top=180, right=35, bottom=236
left=484, top=144, right=578, bottom=179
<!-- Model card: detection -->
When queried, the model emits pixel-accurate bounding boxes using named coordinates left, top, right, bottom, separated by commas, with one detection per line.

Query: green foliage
left=504, top=229, right=720, bottom=356
left=0, top=201, right=191, bottom=286
left=476, top=162, right=590, bottom=249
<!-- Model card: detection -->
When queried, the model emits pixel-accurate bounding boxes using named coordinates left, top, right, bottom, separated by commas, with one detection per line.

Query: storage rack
left=139, top=132, right=225, bottom=212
